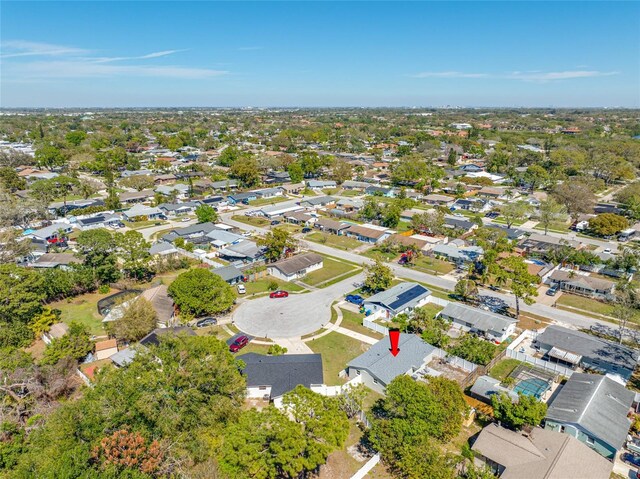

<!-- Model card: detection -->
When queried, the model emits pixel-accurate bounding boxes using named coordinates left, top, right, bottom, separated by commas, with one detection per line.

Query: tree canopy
left=168, top=268, right=235, bottom=318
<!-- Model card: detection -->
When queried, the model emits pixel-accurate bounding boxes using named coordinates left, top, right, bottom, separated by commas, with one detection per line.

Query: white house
left=363, top=282, right=431, bottom=320
left=266, top=252, right=323, bottom=281
left=438, top=302, right=517, bottom=343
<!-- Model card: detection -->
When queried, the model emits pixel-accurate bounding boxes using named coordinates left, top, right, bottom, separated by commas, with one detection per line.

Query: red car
left=229, top=335, right=249, bottom=352
left=269, top=290, right=289, bottom=299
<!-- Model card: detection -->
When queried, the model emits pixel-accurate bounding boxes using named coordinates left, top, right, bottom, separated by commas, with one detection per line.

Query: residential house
left=545, top=373, right=634, bottom=460
left=258, top=203, right=304, bottom=219
left=29, top=223, right=74, bottom=243
left=476, top=186, right=511, bottom=200
left=300, top=195, right=337, bottom=209
left=155, top=184, right=189, bottom=199
left=279, top=182, right=305, bottom=195
left=486, top=224, right=527, bottom=241
left=344, top=224, right=392, bottom=243
left=42, top=322, right=69, bottom=344
left=264, top=171, right=291, bottom=184
left=205, top=229, right=244, bottom=249
left=200, top=196, right=228, bottom=210
left=266, top=252, right=323, bottom=281
left=29, top=253, right=81, bottom=270
left=122, top=204, right=164, bottom=221
left=95, top=339, right=119, bottom=361
left=472, top=423, right=612, bottom=478
left=119, top=189, right=155, bottom=204
left=452, top=198, right=492, bottom=213
left=162, top=222, right=219, bottom=244
left=239, top=353, right=324, bottom=404
left=533, top=325, right=639, bottom=381
left=365, top=185, right=395, bottom=197
left=519, top=233, right=581, bottom=255
left=153, top=173, right=177, bottom=184
left=547, top=270, right=615, bottom=299
left=342, top=180, right=370, bottom=190
left=444, top=216, right=478, bottom=234
left=48, top=198, right=104, bottom=216
left=227, top=192, right=258, bottom=205
left=158, top=201, right=200, bottom=217
left=306, top=180, right=336, bottom=190
left=149, top=242, right=178, bottom=257
left=284, top=211, right=314, bottom=226
left=346, top=334, right=437, bottom=394
left=335, top=198, right=364, bottom=213
left=218, top=240, right=264, bottom=264
left=431, top=243, right=483, bottom=265
left=363, top=282, right=431, bottom=320
left=253, top=187, right=283, bottom=199
left=314, top=217, right=350, bottom=235
left=76, top=213, right=122, bottom=230
left=211, top=179, right=238, bottom=192
left=211, top=264, right=245, bottom=285
left=439, top=302, right=516, bottom=343
left=423, top=193, right=455, bottom=208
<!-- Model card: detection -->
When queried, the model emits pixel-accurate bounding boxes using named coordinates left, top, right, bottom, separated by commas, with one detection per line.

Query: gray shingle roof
left=268, top=253, right=323, bottom=276
left=546, top=373, right=634, bottom=451
left=212, top=265, right=244, bottom=282
left=470, top=375, right=519, bottom=403
left=238, top=353, right=323, bottom=398
left=347, top=333, right=436, bottom=386
left=440, top=302, right=516, bottom=334
left=536, top=325, right=639, bottom=371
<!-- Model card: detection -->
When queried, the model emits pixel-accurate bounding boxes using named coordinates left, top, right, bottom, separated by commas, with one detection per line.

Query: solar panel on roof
left=388, top=285, right=427, bottom=311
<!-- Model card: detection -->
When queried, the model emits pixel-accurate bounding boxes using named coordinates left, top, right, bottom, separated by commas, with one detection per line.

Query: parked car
left=603, top=248, right=612, bottom=254
left=237, top=284, right=246, bottom=294
left=181, top=217, right=191, bottom=222
left=485, top=211, right=500, bottom=219
left=301, top=227, right=312, bottom=233
left=345, top=294, right=364, bottom=305
left=269, top=290, right=289, bottom=298
left=196, top=317, right=217, bottom=328
left=229, top=335, right=249, bottom=352
left=270, top=220, right=280, bottom=225
left=546, top=285, right=559, bottom=296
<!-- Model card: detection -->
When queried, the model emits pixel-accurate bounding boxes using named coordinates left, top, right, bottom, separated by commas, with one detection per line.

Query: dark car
left=229, top=335, right=249, bottom=352
left=301, top=227, right=312, bottom=233
left=546, top=285, right=559, bottom=296
left=270, top=220, right=280, bottom=226
left=196, top=317, right=217, bottom=328
left=485, top=211, right=499, bottom=218
left=269, top=290, right=289, bottom=298
left=345, top=294, right=364, bottom=305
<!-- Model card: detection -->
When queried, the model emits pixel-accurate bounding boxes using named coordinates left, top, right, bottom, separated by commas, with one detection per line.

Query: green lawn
left=555, top=293, right=640, bottom=323
left=50, top=292, right=112, bottom=335
left=249, top=196, right=291, bottom=207
left=361, top=247, right=398, bottom=262
left=306, top=232, right=363, bottom=251
left=307, top=332, right=371, bottom=386
left=274, top=223, right=302, bottom=234
left=339, top=308, right=384, bottom=339
left=244, top=276, right=305, bottom=296
left=396, top=220, right=412, bottom=232
left=302, top=257, right=361, bottom=287
left=411, top=256, right=455, bottom=275
left=488, top=358, right=522, bottom=381
left=231, top=215, right=270, bottom=227
left=340, top=189, right=363, bottom=197
left=532, top=221, right=570, bottom=233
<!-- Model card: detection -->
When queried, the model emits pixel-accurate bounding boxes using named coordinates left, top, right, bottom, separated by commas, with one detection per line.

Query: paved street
left=221, top=209, right=617, bottom=334
left=232, top=272, right=365, bottom=338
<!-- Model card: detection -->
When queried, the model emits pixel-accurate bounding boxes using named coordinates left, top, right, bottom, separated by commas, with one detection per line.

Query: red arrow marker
left=389, top=329, right=400, bottom=357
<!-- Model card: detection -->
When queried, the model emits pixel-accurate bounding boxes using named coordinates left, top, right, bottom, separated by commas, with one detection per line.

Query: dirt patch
left=24, top=339, right=46, bottom=361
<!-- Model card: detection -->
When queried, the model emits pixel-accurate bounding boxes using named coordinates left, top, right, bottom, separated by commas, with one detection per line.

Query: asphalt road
left=232, top=272, right=364, bottom=338
left=221, top=210, right=617, bottom=335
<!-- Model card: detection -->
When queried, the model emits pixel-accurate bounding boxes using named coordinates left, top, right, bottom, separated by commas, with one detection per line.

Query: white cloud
left=0, top=40, right=90, bottom=58
left=8, top=60, right=227, bottom=79
left=1, top=40, right=226, bottom=80
left=411, top=69, right=619, bottom=82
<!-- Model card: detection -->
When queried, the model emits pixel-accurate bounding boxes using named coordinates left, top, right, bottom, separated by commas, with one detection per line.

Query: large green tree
left=492, top=392, right=547, bottom=430
left=363, top=258, right=393, bottom=293
left=257, top=228, right=298, bottom=263
left=115, top=230, right=152, bottom=280
left=588, top=213, right=629, bottom=237
left=106, top=297, right=158, bottom=342
left=168, top=268, right=235, bottom=317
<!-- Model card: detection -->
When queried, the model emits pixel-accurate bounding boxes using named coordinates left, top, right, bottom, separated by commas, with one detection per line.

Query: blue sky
left=1, top=1, right=639, bottom=107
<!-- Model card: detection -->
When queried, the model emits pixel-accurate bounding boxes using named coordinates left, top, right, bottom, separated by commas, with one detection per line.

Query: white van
left=237, top=284, right=246, bottom=294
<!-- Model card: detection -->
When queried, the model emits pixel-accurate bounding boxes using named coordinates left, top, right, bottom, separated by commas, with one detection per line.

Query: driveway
left=232, top=272, right=364, bottom=339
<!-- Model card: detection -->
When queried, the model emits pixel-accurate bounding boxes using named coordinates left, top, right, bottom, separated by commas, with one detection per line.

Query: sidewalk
left=334, top=326, right=379, bottom=345
left=274, top=337, right=314, bottom=354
